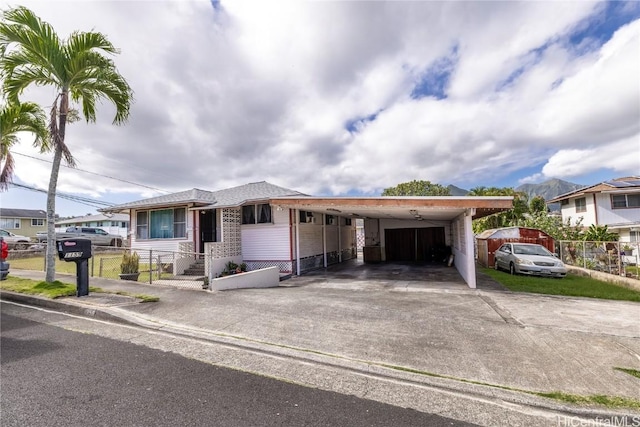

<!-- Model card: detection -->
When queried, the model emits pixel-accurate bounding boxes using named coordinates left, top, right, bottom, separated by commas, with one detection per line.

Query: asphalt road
left=1, top=302, right=476, bottom=427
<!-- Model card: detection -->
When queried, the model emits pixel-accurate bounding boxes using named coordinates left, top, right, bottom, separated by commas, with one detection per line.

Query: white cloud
left=2, top=0, right=638, bottom=211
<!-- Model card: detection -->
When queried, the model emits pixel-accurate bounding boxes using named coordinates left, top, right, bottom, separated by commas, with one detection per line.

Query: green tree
left=0, top=101, right=49, bottom=190
left=382, top=180, right=451, bottom=196
left=529, top=195, right=547, bottom=214
left=467, top=187, right=530, bottom=233
left=583, top=224, right=618, bottom=242
left=1, top=6, right=133, bottom=282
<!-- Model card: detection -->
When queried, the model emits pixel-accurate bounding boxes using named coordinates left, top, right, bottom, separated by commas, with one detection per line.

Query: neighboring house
left=547, top=176, right=640, bottom=243
left=55, top=213, right=130, bottom=239
left=0, top=208, right=47, bottom=238
left=104, top=181, right=513, bottom=288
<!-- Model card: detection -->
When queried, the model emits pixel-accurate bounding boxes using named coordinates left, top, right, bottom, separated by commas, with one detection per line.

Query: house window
left=242, top=204, right=272, bottom=224
left=325, top=215, right=335, bottom=225
left=345, top=218, right=352, bottom=226
left=612, top=194, right=640, bottom=209
left=560, top=199, right=569, bottom=206
left=97, top=221, right=104, bottom=227
left=631, top=231, right=640, bottom=243
left=136, top=211, right=148, bottom=239
left=135, top=208, right=186, bottom=239
left=242, top=206, right=255, bottom=224
left=0, top=218, right=20, bottom=229
left=575, top=197, right=586, bottom=213
left=299, top=210, right=314, bottom=223
left=31, top=218, right=44, bottom=226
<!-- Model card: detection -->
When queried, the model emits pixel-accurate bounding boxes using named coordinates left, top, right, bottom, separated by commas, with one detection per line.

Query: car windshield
left=513, top=245, right=552, bottom=256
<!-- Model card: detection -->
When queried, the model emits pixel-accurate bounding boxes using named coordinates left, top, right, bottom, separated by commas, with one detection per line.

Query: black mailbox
left=57, top=239, right=92, bottom=297
left=57, top=239, right=92, bottom=261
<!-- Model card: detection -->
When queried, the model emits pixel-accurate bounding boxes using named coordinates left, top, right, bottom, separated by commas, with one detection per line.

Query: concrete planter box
left=211, top=266, right=279, bottom=291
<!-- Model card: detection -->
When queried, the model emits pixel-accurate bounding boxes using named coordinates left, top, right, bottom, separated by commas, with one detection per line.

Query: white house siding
left=595, top=193, right=640, bottom=226
left=241, top=225, right=291, bottom=262
left=297, top=223, right=324, bottom=258
left=561, top=196, right=597, bottom=226
left=452, top=211, right=476, bottom=288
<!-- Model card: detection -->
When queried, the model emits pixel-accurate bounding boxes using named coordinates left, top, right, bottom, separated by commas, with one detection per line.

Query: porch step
left=183, top=259, right=205, bottom=276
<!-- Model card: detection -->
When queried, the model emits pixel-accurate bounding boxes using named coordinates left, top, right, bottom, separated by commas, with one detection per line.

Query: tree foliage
left=0, top=6, right=133, bottom=282
left=0, top=100, right=49, bottom=190
left=382, top=180, right=451, bottom=196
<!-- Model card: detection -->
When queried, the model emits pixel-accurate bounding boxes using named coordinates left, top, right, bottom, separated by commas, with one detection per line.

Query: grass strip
left=0, top=276, right=158, bottom=302
left=378, top=363, right=640, bottom=410
left=481, top=268, right=640, bottom=302
left=614, top=367, right=640, bottom=379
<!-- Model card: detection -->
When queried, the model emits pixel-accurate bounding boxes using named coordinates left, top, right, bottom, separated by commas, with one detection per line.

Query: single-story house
left=0, top=208, right=47, bottom=238
left=103, top=181, right=513, bottom=288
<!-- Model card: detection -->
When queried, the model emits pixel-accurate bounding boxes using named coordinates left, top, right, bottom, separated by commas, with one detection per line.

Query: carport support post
left=295, top=209, right=301, bottom=276
left=323, top=214, right=327, bottom=268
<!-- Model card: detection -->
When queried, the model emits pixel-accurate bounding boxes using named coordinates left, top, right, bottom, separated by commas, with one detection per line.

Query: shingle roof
left=103, top=182, right=307, bottom=212
left=201, top=181, right=308, bottom=209
left=101, top=188, right=217, bottom=211
left=0, top=208, right=47, bottom=219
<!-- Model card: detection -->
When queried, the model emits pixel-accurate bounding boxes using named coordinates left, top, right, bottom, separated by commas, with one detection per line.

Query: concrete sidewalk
left=2, top=270, right=639, bottom=425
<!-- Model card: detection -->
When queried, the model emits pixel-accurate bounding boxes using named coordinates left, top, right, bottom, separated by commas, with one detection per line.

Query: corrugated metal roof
left=56, top=213, right=130, bottom=225
left=0, top=208, right=47, bottom=219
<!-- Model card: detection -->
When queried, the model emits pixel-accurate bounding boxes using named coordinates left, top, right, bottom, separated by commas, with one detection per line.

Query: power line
left=10, top=182, right=115, bottom=210
left=13, top=151, right=171, bottom=194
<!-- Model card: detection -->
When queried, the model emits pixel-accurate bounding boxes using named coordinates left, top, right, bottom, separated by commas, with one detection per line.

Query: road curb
left=2, top=290, right=637, bottom=425
left=0, top=291, right=141, bottom=327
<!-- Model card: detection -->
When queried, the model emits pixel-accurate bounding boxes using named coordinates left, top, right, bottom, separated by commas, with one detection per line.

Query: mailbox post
left=57, top=239, right=92, bottom=297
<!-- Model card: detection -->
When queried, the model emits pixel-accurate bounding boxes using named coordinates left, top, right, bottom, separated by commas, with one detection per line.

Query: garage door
left=385, top=227, right=446, bottom=262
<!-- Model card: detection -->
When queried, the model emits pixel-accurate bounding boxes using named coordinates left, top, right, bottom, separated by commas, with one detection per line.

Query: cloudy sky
left=1, top=0, right=639, bottom=216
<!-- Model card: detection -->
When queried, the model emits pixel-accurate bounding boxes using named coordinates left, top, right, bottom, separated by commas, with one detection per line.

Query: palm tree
left=0, top=6, right=133, bottom=282
left=0, top=101, right=49, bottom=190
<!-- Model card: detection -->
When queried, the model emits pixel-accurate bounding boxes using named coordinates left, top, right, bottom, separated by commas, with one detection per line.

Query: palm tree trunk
left=45, top=144, right=62, bottom=282
left=45, top=91, right=68, bottom=283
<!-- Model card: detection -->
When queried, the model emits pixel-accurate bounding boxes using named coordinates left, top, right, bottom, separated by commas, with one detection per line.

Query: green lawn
left=481, top=267, right=640, bottom=302
left=7, top=253, right=173, bottom=283
left=0, top=276, right=159, bottom=302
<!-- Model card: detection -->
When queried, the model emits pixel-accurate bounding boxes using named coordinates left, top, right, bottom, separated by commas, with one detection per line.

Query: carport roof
left=269, top=196, right=513, bottom=221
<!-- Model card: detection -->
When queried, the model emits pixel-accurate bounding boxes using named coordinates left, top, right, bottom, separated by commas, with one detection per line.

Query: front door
left=200, top=210, right=216, bottom=253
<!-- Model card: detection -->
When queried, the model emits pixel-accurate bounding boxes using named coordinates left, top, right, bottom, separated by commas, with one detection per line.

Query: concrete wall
left=211, top=266, right=280, bottom=291
left=452, top=211, right=476, bottom=288
left=567, top=265, right=640, bottom=292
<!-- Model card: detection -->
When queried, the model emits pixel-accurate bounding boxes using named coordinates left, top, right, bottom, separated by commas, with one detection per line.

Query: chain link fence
left=558, top=240, right=640, bottom=280
left=8, top=247, right=209, bottom=290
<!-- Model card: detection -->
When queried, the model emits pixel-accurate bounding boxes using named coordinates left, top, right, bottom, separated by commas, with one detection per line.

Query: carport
left=270, top=196, right=513, bottom=288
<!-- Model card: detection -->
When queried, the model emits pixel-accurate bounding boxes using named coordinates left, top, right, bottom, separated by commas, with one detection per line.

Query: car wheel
left=494, top=260, right=500, bottom=271
left=509, top=263, right=516, bottom=275
left=15, top=243, right=29, bottom=250
left=115, top=239, right=122, bottom=247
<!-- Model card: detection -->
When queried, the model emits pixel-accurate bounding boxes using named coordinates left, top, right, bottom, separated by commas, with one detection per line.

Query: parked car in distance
left=494, top=242, right=567, bottom=278
left=0, top=229, right=32, bottom=250
left=36, top=227, right=123, bottom=247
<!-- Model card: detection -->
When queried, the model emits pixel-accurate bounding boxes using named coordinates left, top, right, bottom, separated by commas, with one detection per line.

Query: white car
left=0, top=229, right=32, bottom=250
left=494, top=242, right=567, bottom=278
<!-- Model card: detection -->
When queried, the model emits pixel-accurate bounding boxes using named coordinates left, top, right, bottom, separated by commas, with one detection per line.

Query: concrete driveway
left=5, top=267, right=640, bottom=424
